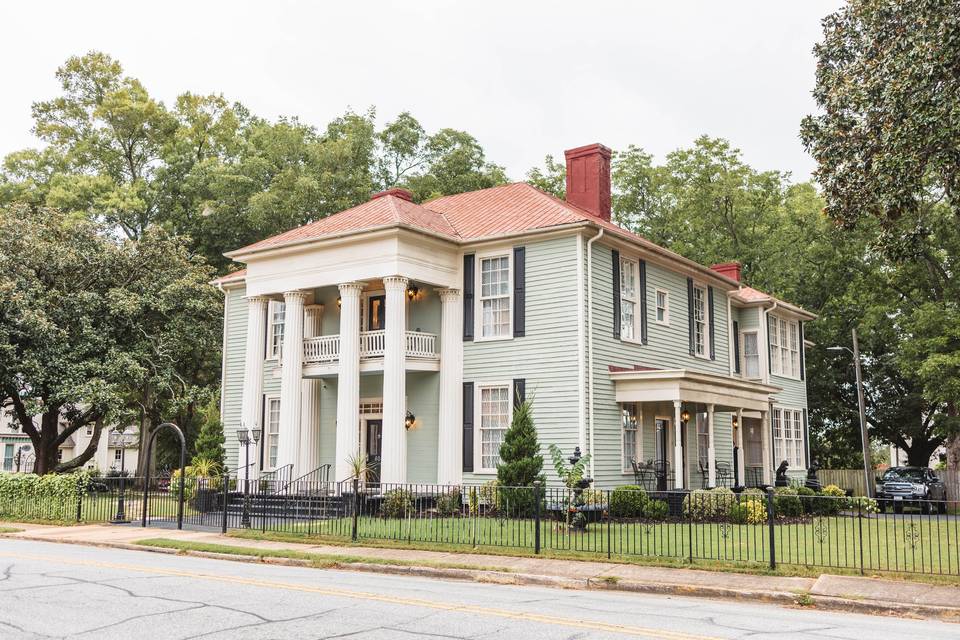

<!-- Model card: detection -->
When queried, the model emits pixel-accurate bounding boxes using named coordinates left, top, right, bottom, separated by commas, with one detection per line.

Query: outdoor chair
left=653, top=460, right=669, bottom=492
left=715, top=462, right=731, bottom=487
left=631, top=459, right=655, bottom=491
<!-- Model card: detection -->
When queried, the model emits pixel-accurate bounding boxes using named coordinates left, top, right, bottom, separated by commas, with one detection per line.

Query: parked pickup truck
left=876, top=466, right=948, bottom=514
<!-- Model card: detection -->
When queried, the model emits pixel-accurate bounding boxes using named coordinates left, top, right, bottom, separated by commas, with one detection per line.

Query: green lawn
left=256, top=512, right=960, bottom=576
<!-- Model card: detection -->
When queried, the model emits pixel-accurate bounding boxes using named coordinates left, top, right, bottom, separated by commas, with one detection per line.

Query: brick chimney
left=710, top=261, right=742, bottom=282
left=565, top=143, right=612, bottom=221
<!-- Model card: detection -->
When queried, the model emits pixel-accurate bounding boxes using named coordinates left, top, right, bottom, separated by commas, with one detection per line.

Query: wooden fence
left=819, top=468, right=960, bottom=500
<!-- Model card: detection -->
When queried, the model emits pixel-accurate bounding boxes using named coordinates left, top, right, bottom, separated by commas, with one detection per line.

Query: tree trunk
left=946, top=402, right=960, bottom=472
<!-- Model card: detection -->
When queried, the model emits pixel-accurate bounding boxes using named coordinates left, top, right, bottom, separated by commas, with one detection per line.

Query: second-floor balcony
left=302, top=330, right=439, bottom=375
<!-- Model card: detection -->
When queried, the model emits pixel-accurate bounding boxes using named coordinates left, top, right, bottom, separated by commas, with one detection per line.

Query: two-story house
left=215, top=143, right=814, bottom=490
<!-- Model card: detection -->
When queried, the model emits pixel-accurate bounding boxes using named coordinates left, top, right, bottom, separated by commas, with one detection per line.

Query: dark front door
left=365, top=419, right=383, bottom=482
left=367, top=295, right=386, bottom=331
left=655, top=418, right=670, bottom=491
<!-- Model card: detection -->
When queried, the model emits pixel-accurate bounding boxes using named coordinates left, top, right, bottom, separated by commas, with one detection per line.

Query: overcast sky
left=2, top=1, right=842, bottom=182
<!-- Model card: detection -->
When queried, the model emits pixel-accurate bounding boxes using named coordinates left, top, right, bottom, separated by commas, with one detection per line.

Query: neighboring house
left=0, top=411, right=139, bottom=474
left=214, top=143, right=815, bottom=489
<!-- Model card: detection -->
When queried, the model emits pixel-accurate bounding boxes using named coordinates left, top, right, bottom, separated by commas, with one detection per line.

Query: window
left=770, top=315, right=800, bottom=378
left=269, top=302, right=286, bottom=359
left=3, top=444, right=13, bottom=471
left=266, top=397, right=281, bottom=468
left=619, top=257, right=637, bottom=340
left=479, top=256, right=511, bottom=339
left=742, top=331, right=760, bottom=378
left=114, top=449, right=122, bottom=463
left=622, top=403, right=639, bottom=470
left=85, top=425, right=93, bottom=436
left=57, top=449, right=63, bottom=462
left=773, top=407, right=804, bottom=469
left=693, top=284, right=708, bottom=357
left=655, top=289, right=669, bottom=324
left=479, top=385, right=510, bottom=470
left=697, top=413, right=709, bottom=469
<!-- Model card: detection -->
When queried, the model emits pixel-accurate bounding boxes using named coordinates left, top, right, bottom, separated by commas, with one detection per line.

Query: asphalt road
left=0, top=539, right=957, bottom=640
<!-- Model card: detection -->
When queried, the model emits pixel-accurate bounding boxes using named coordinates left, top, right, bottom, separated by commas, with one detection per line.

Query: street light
left=236, top=425, right=261, bottom=528
left=110, top=427, right=136, bottom=524
left=828, top=327, right=873, bottom=498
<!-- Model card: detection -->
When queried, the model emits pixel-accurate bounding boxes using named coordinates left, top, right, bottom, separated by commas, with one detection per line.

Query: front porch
left=612, top=368, right=782, bottom=490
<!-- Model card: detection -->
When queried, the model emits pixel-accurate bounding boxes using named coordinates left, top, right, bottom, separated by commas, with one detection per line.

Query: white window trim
left=474, top=381, right=513, bottom=473
left=621, top=403, right=642, bottom=473
left=655, top=288, right=670, bottom=326
left=692, top=282, right=710, bottom=359
left=267, top=300, right=285, bottom=361
left=769, top=314, right=801, bottom=381
left=772, top=405, right=806, bottom=470
left=740, top=329, right=761, bottom=379
left=264, top=393, right=281, bottom=471
left=474, top=249, right=513, bottom=343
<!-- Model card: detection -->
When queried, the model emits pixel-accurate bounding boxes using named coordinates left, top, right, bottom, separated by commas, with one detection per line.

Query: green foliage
left=642, top=499, right=669, bottom=521
left=848, top=496, right=880, bottom=515
left=0, top=471, right=91, bottom=521
left=548, top=444, right=591, bottom=490
left=496, top=400, right=544, bottom=515
left=729, top=497, right=767, bottom=525
left=609, top=485, right=649, bottom=518
left=682, top=488, right=735, bottom=521
left=435, top=488, right=461, bottom=517
left=382, top=488, right=414, bottom=519
left=192, top=397, right=225, bottom=468
left=773, top=487, right=803, bottom=518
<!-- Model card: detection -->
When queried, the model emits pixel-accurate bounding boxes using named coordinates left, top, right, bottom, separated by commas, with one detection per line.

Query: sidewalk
left=3, top=521, right=959, bottom=621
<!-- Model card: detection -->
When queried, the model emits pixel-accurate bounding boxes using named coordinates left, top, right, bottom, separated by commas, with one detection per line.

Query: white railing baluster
left=304, top=330, right=437, bottom=365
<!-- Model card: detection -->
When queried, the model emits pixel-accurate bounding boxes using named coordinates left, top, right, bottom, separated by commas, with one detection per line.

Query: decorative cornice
left=382, top=275, right=409, bottom=290
left=338, top=281, right=366, bottom=294
left=245, top=295, right=270, bottom=306
left=282, top=290, right=309, bottom=303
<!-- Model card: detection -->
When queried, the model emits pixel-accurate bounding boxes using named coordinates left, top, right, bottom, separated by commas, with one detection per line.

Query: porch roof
left=609, top=367, right=781, bottom=413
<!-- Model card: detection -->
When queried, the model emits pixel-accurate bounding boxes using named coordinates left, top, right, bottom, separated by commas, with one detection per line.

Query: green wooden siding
left=221, top=285, right=248, bottom=473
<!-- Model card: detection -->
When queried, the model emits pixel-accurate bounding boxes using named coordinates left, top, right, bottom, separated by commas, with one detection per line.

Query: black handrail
left=279, top=463, right=331, bottom=494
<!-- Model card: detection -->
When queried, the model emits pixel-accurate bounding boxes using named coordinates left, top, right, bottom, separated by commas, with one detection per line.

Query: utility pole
left=852, top=328, right=873, bottom=498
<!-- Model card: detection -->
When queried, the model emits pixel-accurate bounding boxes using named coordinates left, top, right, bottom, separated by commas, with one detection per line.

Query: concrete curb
left=3, top=532, right=959, bottom=623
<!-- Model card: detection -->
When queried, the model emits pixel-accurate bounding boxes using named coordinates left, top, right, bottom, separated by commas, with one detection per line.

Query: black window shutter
left=708, top=286, right=716, bottom=360
left=612, top=250, right=621, bottom=339
left=462, top=382, right=474, bottom=472
left=463, top=255, right=474, bottom=341
left=639, top=260, right=648, bottom=344
left=799, top=321, right=806, bottom=380
left=732, top=320, right=741, bottom=373
left=686, top=277, right=695, bottom=355
left=513, top=246, right=525, bottom=338
left=512, top=378, right=526, bottom=409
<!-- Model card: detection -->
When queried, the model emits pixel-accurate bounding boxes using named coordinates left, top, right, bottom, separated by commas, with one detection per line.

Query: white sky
left=1, top=1, right=842, bottom=182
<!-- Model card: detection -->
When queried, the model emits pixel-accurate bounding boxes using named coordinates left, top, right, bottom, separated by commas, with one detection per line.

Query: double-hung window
left=773, top=407, right=804, bottom=469
left=742, top=331, right=760, bottom=378
left=770, top=315, right=800, bottom=378
left=619, top=257, right=638, bottom=340
left=655, top=289, right=669, bottom=324
left=621, top=403, right=639, bottom=471
left=479, top=385, right=511, bottom=470
left=693, top=284, right=708, bottom=357
left=269, top=302, right=286, bottom=359
left=479, top=256, right=511, bottom=339
left=266, top=398, right=281, bottom=469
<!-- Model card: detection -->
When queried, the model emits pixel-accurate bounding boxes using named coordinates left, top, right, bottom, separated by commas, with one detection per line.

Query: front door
left=365, top=419, right=383, bottom=482
left=367, top=295, right=386, bottom=331
left=743, top=417, right=764, bottom=487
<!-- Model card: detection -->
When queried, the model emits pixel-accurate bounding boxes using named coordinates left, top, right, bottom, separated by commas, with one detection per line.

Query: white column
left=299, top=304, right=323, bottom=480
left=707, top=404, right=716, bottom=488
left=437, top=288, right=463, bottom=485
left=240, top=296, right=269, bottom=482
left=335, top=282, right=364, bottom=482
left=735, top=408, right=745, bottom=487
left=380, top=276, right=408, bottom=485
left=276, top=290, right=307, bottom=477
left=760, top=409, right=771, bottom=485
left=673, top=400, right=684, bottom=489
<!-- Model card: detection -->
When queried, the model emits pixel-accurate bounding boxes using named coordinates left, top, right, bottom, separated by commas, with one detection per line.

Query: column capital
left=338, top=281, right=365, bottom=295
left=305, top=304, right=324, bottom=314
left=282, top=290, right=309, bottom=303
left=437, top=288, right=461, bottom=303
left=382, top=275, right=409, bottom=290
left=245, top=295, right=270, bottom=306
left=673, top=400, right=683, bottom=409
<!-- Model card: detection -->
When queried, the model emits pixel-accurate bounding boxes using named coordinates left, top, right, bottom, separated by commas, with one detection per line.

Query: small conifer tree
left=496, top=399, right=544, bottom=514
left=192, top=397, right=225, bottom=469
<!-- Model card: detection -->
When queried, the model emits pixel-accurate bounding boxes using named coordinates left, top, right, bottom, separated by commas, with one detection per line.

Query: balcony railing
left=302, top=331, right=438, bottom=365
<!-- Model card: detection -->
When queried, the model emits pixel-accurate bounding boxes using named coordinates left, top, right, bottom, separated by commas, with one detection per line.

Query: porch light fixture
left=680, top=409, right=691, bottom=423
left=336, top=296, right=342, bottom=309
left=406, top=284, right=420, bottom=301
left=731, top=415, right=738, bottom=428
left=404, top=410, right=416, bottom=430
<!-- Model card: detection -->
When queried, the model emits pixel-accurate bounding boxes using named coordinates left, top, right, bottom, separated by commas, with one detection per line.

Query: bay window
left=773, top=407, right=804, bottom=469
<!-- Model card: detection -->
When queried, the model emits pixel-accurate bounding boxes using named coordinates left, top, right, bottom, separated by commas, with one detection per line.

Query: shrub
left=0, top=471, right=91, bottom=521
left=496, top=399, right=544, bottom=516
left=192, top=397, right=225, bottom=468
left=579, top=489, right=605, bottom=507
left=796, top=486, right=817, bottom=513
left=773, top=487, right=803, bottom=518
left=478, top=480, right=499, bottom=514
left=610, top=485, right=648, bottom=518
left=643, top=498, right=669, bottom=521
left=382, top=488, right=414, bottom=518
left=170, top=467, right=198, bottom=502
left=683, top=487, right=734, bottom=521
left=812, top=484, right=845, bottom=516
left=435, top=487, right=462, bottom=517
left=730, top=497, right=767, bottom=524
left=847, top=496, right=880, bottom=515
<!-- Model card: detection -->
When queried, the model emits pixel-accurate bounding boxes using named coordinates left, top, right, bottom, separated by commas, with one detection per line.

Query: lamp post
left=828, top=328, right=873, bottom=498
left=236, top=426, right=261, bottom=528
left=110, top=427, right=136, bottom=524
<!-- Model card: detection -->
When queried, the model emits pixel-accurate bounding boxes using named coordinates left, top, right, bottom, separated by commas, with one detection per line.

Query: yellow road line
left=0, top=550, right=722, bottom=639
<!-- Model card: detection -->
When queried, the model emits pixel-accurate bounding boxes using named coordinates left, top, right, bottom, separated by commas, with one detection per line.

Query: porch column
left=437, top=288, right=463, bottom=485
left=380, top=276, right=408, bottom=485
left=335, top=282, right=364, bottom=482
left=240, top=296, right=269, bottom=483
left=276, top=290, right=307, bottom=476
left=735, top=408, right=745, bottom=487
left=299, top=304, right=323, bottom=480
left=673, top=400, right=684, bottom=489
left=760, top=409, right=772, bottom=485
left=707, top=404, right=716, bottom=488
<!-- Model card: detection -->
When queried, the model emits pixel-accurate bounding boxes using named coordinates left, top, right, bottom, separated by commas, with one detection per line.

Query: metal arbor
left=140, top=422, right=187, bottom=530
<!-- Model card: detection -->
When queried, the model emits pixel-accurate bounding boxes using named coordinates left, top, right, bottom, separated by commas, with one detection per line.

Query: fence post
left=606, top=488, right=612, bottom=560
left=533, top=481, right=541, bottom=555
left=687, top=496, right=693, bottom=564
left=221, top=473, right=229, bottom=535
left=766, top=487, right=776, bottom=570
left=351, top=476, right=359, bottom=542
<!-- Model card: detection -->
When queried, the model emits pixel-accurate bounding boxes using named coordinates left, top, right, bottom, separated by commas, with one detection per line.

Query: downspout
left=585, top=227, right=604, bottom=480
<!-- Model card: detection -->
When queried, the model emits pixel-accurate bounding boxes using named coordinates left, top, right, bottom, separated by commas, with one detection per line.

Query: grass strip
left=133, top=538, right=513, bottom=573
left=0, top=527, right=24, bottom=534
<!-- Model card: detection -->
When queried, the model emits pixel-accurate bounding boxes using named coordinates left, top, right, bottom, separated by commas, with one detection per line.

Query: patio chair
left=653, top=460, right=669, bottom=492
left=715, top=462, right=731, bottom=488
left=698, top=460, right=710, bottom=489
left=631, top=459, right=655, bottom=491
